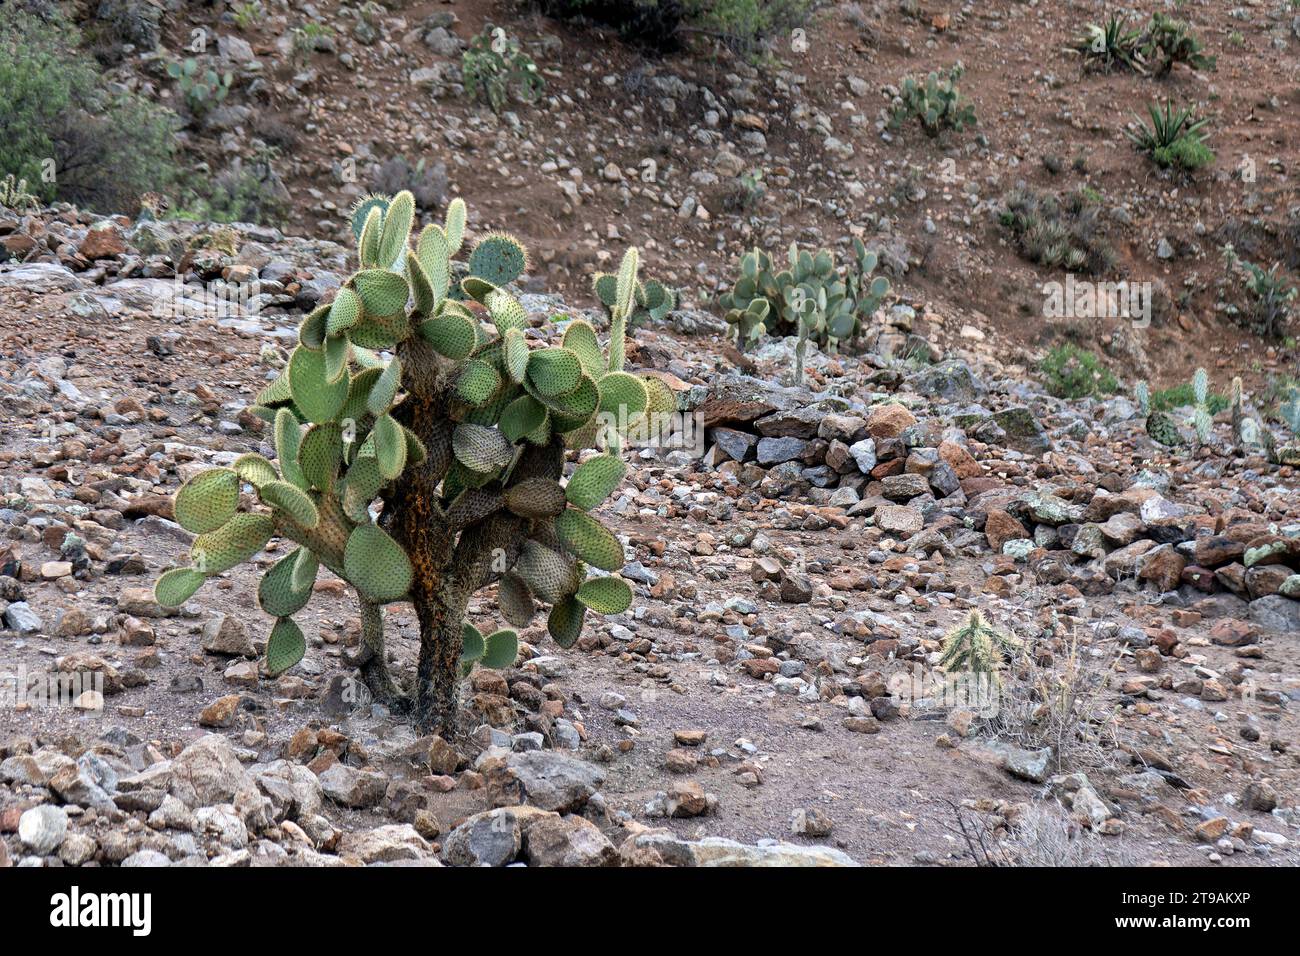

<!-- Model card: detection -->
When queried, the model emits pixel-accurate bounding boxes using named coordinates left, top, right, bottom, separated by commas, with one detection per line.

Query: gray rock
left=905, top=360, right=983, bottom=402
left=849, top=438, right=877, bottom=473
left=1248, top=595, right=1300, bottom=634
left=488, top=751, right=605, bottom=813
left=319, top=764, right=388, bottom=809
left=625, top=833, right=858, bottom=867
left=756, top=436, right=808, bottom=465
left=169, top=733, right=255, bottom=808
left=442, top=808, right=521, bottom=867
left=3, top=601, right=42, bottom=634
left=338, top=824, right=434, bottom=864
left=18, top=805, right=67, bottom=855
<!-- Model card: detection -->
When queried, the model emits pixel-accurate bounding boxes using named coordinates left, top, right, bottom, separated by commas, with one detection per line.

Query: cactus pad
left=353, top=269, right=410, bottom=318
left=468, top=232, right=528, bottom=287
left=499, top=394, right=547, bottom=443
left=503, top=329, right=530, bottom=384
left=453, top=423, right=514, bottom=473
left=373, top=413, right=407, bottom=481
left=327, top=287, right=362, bottom=336
left=298, top=423, right=344, bottom=490
left=527, top=347, right=582, bottom=397
left=462, top=622, right=485, bottom=661
left=497, top=572, right=535, bottom=628
left=260, top=480, right=320, bottom=529
left=155, top=567, right=205, bottom=607
left=547, top=595, right=586, bottom=649
left=515, top=539, right=578, bottom=604
left=344, top=524, right=413, bottom=603
left=174, top=468, right=240, bottom=534
left=288, top=346, right=349, bottom=424
left=192, top=513, right=274, bottom=575
left=555, top=508, right=622, bottom=571
left=504, top=477, right=567, bottom=518
left=560, top=319, right=606, bottom=377
left=258, top=547, right=316, bottom=617
left=456, top=359, right=502, bottom=406
left=575, top=575, right=633, bottom=614
left=419, top=313, right=477, bottom=360
left=232, top=453, right=279, bottom=489
left=481, top=629, right=519, bottom=669
left=265, top=617, right=307, bottom=677
left=566, top=455, right=626, bottom=511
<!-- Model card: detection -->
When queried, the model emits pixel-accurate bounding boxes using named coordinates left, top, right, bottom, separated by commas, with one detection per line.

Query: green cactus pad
left=416, top=224, right=451, bottom=300
left=497, top=572, right=535, bottom=628
left=418, top=313, right=477, bottom=360
left=344, top=523, right=413, bottom=603
left=174, top=468, right=240, bottom=534
left=560, top=320, right=606, bottom=377
left=547, top=595, right=585, bottom=649
left=367, top=358, right=402, bottom=418
left=258, top=547, right=316, bottom=617
left=291, top=546, right=319, bottom=593
left=498, top=394, right=548, bottom=443
left=275, top=408, right=308, bottom=490
left=462, top=621, right=485, bottom=662
left=455, top=359, right=502, bottom=406
left=453, top=423, right=515, bottom=473
left=547, top=375, right=600, bottom=433
left=359, top=204, right=384, bottom=267
left=327, top=287, right=362, bottom=336
left=445, top=197, right=467, bottom=255
left=348, top=312, right=410, bottom=350
left=259, top=480, right=320, bottom=529
left=232, top=453, right=279, bottom=489
left=298, top=422, right=344, bottom=490
left=155, top=567, right=206, bottom=607
left=323, top=331, right=350, bottom=383
left=338, top=366, right=383, bottom=424
left=373, top=413, right=407, bottom=481
left=353, top=269, right=410, bottom=318
left=403, top=425, right=428, bottom=466
left=504, top=477, right=567, bottom=518
left=288, top=346, right=349, bottom=424
left=350, top=194, right=389, bottom=241
left=192, top=513, right=274, bottom=575
left=516, top=539, right=578, bottom=604
left=641, top=374, right=677, bottom=417
left=485, top=288, right=528, bottom=334
left=377, top=190, right=415, bottom=267
left=341, top=454, right=386, bottom=520
left=592, top=272, right=618, bottom=308
left=555, top=508, right=623, bottom=571
left=527, top=347, right=582, bottom=397
left=468, top=232, right=529, bottom=287
left=406, top=251, right=435, bottom=315
left=575, top=575, right=633, bottom=614
left=298, top=305, right=329, bottom=349
left=265, top=617, right=307, bottom=677
left=255, top=368, right=294, bottom=408
left=597, top=371, right=649, bottom=421
left=503, top=329, right=530, bottom=384
left=447, top=488, right=504, bottom=529
left=481, top=629, right=519, bottom=669
left=566, top=454, right=626, bottom=511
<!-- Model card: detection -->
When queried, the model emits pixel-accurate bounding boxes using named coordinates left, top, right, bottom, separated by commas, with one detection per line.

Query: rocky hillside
left=0, top=207, right=1297, bottom=868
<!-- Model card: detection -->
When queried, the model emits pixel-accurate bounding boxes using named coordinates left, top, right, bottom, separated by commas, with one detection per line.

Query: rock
left=487, top=751, right=605, bottom=813
left=866, top=403, right=917, bottom=439
left=249, top=761, right=323, bottom=822
left=848, top=438, right=877, bottom=473
left=2, top=602, right=42, bottom=634
left=622, top=832, right=858, bottom=867
left=169, top=734, right=254, bottom=808
left=18, top=805, right=67, bottom=855
left=991, top=407, right=1051, bottom=455
left=338, top=824, right=434, bottom=864
left=442, top=808, right=521, bottom=867
left=881, top=473, right=930, bottom=500
left=319, top=764, right=388, bottom=809
left=790, top=807, right=834, bottom=837
left=984, top=510, right=1028, bottom=552
left=1001, top=745, right=1053, bottom=783
left=666, top=780, right=712, bottom=817
left=756, top=436, right=808, bottom=465
left=905, top=360, right=982, bottom=402
left=426, top=736, right=461, bottom=775
left=875, top=505, right=923, bottom=535
left=710, top=427, right=758, bottom=462
left=202, top=615, right=256, bottom=656
left=1248, top=595, right=1300, bottom=634
left=522, top=814, right=617, bottom=867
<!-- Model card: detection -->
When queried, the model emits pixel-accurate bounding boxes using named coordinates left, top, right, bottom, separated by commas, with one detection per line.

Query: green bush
left=1040, top=345, right=1119, bottom=399
left=1151, top=382, right=1228, bottom=415
left=686, top=0, right=809, bottom=55
left=0, top=9, right=177, bottom=213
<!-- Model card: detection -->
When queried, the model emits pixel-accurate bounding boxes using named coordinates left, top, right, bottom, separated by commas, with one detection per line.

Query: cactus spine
left=155, top=193, right=652, bottom=734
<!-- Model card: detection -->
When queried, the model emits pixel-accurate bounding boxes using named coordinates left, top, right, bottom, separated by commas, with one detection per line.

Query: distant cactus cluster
left=719, top=238, right=890, bottom=383
left=155, top=191, right=670, bottom=732
left=0, top=174, right=38, bottom=212
left=462, top=26, right=545, bottom=113
left=939, top=611, right=1021, bottom=688
left=889, top=64, right=977, bottom=135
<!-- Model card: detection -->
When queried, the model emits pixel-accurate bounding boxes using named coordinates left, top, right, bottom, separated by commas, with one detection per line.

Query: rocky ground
left=0, top=209, right=1297, bottom=867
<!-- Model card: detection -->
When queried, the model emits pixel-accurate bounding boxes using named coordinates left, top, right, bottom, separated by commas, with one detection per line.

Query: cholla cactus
left=1134, top=380, right=1150, bottom=417
left=1191, top=367, right=1213, bottom=445
left=592, top=267, right=675, bottom=329
left=155, top=192, right=671, bottom=733
left=938, top=610, right=1021, bottom=688
left=0, top=174, right=38, bottom=212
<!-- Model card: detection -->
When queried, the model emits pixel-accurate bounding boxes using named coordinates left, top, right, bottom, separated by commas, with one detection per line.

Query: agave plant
left=1069, top=13, right=1145, bottom=72
left=1125, top=100, right=1213, bottom=171
left=154, top=192, right=673, bottom=733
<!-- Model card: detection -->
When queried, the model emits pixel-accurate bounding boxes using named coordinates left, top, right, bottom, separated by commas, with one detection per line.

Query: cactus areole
left=156, top=192, right=672, bottom=733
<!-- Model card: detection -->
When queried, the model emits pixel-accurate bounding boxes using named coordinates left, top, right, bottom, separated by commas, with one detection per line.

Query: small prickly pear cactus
left=1134, top=380, right=1150, bottom=417
left=155, top=192, right=661, bottom=734
left=592, top=266, right=676, bottom=329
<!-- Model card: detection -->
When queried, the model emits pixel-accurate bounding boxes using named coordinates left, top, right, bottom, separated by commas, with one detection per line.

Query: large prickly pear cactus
left=155, top=192, right=664, bottom=733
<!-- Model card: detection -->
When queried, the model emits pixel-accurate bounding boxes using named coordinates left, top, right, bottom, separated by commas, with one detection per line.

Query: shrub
left=152, top=193, right=671, bottom=733
left=684, top=0, right=810, bottom=57
left=531, top=0, right=686, bottom=52
left=371, top=157, right=448, bottom=212
left=176, top=150, right=290, bottom=225
left=998, top=187, right=1117, bottom=275
left=1223, top=244, right=1296, bottom=339
left=1039, top=345, right=1118, bottom=399
left=1140, top=13, right=1215, bottom=76
left=462, top=27, right=545, bottom=113
left=0, top=9, right=177, bottom=213
left=1150, top=380, right=1228, bottom=415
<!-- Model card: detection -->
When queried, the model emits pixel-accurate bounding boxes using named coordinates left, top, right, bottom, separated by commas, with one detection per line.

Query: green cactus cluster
left=0, top=174, right=38, bottom=212
left=889, top=64, right=977, bottom=135
left=592, top=266, right=675, bottom=329
left=719, top=238, right=890, bottom=383
left=155, top=191, right=665, bottom=731
left=938, top=610, right=1021, bottom=689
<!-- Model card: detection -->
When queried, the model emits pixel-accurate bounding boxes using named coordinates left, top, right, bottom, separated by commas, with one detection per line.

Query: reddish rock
left=866, top=403, right=917, bottom=439
left=1137, top=545, right=1186, bottom=592
left=1193, top=536, right=1245, bottom=567
left=78, top=224, right=126, bottom=259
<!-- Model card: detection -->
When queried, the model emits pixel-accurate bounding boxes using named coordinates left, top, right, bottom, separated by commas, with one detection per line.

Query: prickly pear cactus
left=155, top=192, right=658, bottom=733
left=592, top=267, right=676, bottom=329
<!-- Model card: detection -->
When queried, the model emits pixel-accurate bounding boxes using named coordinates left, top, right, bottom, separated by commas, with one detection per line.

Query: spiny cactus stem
left=608, top=307, right=627, bottom=374
left=273, top=499, right=347, bottom=574
left=358, top=597, right=409, bottom=710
